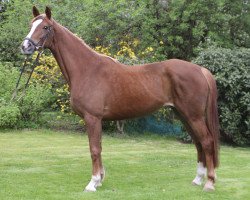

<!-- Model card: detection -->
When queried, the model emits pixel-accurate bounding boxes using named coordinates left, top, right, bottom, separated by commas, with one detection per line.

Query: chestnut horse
left=21, top=7, right=220, bottom=192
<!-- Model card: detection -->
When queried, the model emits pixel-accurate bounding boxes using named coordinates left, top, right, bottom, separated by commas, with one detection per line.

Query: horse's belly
left=102, top=96, right=165, bottom=120
left=102, top=77, right=172, bottom=120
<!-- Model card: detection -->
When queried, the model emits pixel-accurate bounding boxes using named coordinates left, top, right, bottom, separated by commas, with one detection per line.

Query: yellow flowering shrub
left=115, top=40, right=137, bottom=59
left=94, top=37, right=158, bottom=64
left=32, top=52, right=70, bottom=113
left=94, top=37, right=139, bottom=60
left=94, top=45, right=112, bottom=56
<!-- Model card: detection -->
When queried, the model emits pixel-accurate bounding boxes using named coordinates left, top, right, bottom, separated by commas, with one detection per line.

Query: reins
left=11, top=26, right=52, bottom=102
left=10, top=51, right=43, bottom=102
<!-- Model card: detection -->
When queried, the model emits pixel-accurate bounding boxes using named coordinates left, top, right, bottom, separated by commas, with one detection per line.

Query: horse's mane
left=56, top=20, right=119, bottom=64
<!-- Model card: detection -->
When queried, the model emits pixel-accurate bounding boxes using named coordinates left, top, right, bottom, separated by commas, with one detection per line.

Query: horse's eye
left=44, top=26, right=48, bottom=30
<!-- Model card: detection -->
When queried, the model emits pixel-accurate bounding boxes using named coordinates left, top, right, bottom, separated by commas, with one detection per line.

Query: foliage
left=1, top=0, right=249, bottom=63
left=31, top=52, right=70, bottom=113
left=0, top=102, right=20, bottom=128
left=0, top=0, right=33, bottom=64
left=217, top=0, right=250, bottom=48
left=0, top=62, right=18, bottom=99
left=0, top=62, right=53, bottom=128
left=18, top=84, right=53, bottom=122
left=194, top=47, right=250, bottom=145
left=78, top=0, right=250, bottom=60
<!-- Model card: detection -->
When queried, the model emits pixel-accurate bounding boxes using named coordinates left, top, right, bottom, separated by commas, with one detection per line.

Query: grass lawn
left=0, top=129, right=249, bottom=200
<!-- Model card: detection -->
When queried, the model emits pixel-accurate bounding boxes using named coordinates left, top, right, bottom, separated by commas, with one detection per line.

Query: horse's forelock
left=31, top=14, right=46, bottom=23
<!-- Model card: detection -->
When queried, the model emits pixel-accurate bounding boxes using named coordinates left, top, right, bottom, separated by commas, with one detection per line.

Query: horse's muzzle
left=21, top=40, right=36, bottom=55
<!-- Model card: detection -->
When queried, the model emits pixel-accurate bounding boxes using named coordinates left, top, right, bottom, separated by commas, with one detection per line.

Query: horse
left=21, top=6, right=220, bottom=192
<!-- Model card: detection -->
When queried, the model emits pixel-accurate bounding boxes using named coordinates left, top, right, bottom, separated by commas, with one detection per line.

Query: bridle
left=11, top=25, right=53, bottom=102
left=24, top=25, right=53, bottom=50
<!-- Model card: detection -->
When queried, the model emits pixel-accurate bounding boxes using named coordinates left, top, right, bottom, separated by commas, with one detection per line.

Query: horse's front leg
left=84, top=113, right=105, bottom=192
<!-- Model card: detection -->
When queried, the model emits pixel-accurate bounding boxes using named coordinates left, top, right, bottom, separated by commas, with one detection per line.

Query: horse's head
left=21, top=6, right=54, bottom=55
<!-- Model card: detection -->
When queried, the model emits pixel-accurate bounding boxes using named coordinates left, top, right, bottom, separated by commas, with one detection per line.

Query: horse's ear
left=32, top=6, right=40, bottom=17
left=45, top=6, right=51, bottom=20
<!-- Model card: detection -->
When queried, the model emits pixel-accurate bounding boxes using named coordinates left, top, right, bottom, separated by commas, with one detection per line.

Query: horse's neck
left=49, top=21, right=101, bottom=87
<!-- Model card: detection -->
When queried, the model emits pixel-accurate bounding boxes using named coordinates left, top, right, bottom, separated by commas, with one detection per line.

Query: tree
left=220, top=0, right=250, bottom=48
left=1, top=0, right=249, bottom=62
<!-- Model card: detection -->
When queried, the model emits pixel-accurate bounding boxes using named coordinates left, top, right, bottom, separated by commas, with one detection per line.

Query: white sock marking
left=85, top=174, right=102, bottom=192
left=192, top=162, right=207, bottom=186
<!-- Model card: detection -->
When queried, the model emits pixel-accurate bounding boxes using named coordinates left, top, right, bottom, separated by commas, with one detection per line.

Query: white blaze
left=23, top=19, right=43, bottom=48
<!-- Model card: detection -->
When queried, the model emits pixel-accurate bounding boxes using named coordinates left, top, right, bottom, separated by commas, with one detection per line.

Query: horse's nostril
left=21, top=42, right=35, bottom=55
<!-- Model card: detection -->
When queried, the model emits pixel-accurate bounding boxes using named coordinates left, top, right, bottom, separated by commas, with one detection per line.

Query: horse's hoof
left=192, top=176, right=203, bottom=186
left=84, top=187, right=97, bottom=192
left=192, top=180, right=202, bottom=186
left=84, top=174, right=102, bottom=192
left=203, top=186, right=215, bottom=192
left=203, top=180, right=215, bottom=192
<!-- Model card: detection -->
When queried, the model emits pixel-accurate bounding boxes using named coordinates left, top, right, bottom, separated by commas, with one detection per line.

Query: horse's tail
left=201, top=68, right=220, bottom=168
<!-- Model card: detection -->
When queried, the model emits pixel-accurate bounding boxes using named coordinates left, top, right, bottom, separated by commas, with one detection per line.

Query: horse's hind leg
left=192, top=142, right=207, bottom=186
left=179, top=118, right=207, bottom=186
left=187, top=119, right=216, bottom=191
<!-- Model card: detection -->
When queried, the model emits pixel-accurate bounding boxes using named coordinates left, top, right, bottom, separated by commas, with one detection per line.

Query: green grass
left=0, top=129, right=249, bottom=200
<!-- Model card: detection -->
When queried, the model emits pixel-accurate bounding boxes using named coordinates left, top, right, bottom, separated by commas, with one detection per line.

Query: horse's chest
left=70, top=89, right=105, bottom=117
